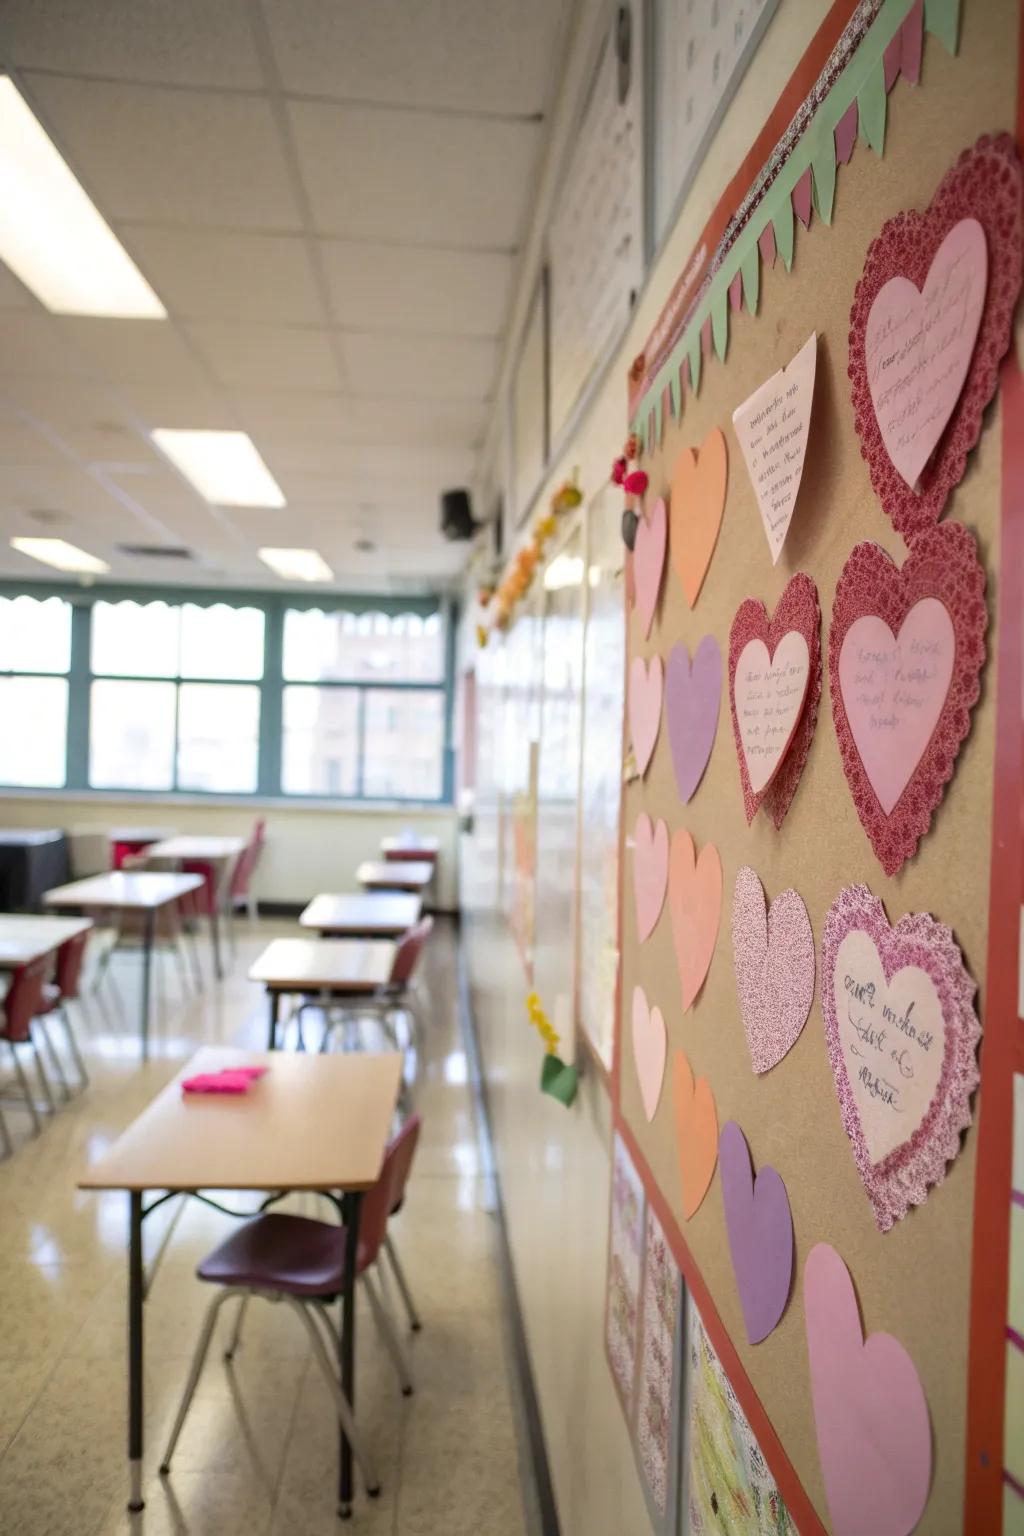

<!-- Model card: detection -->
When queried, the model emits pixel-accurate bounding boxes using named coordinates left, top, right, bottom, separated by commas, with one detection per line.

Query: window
left=0, top=587, right=451, bottom=802
left=0, top=596, right=71, bottom=787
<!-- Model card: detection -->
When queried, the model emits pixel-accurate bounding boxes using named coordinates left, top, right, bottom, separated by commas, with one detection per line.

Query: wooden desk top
left=357, top=860, right=433, bottom=891
left=0, top=914, right=93, bottom=966
left=380, top=835, right=439, bottom=860
left=248, top=937, right=394, bottom=992
left=44, top=871, right=205, bottom=910
left=78, top=1047, right=404, bottom=1193
left=146, top=835, right=246, bottom=861
left=300, top=892, right=421, bottom=937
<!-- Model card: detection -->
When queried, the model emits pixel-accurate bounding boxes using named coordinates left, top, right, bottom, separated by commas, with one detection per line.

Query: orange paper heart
left=673, top=1049, right=719, bottom=1218
left=668, top=827, right=722, bottom=1011
left=670, top=426, right=728, bottom=608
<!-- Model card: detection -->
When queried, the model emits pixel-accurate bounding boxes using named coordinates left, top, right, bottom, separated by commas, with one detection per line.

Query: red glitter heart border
left=821, top=883, right=980, bottom=1233
left=728, top=572, right=821, bottom=828
left=848, top=132, right=1023, bottom=542
left=828, top=523, right=987, bottom=876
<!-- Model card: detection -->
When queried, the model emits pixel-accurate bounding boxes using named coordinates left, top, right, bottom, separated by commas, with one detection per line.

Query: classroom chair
left=317, top=916, right=434, bottom=1053
left=159, top=1115, right=423, bottom=1500
left=30, top=931, right=91, bottom=1099
left=0, top=957, right=56, bottom=1154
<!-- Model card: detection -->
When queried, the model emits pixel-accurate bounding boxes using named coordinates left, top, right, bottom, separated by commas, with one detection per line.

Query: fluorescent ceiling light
left=152, top=429, right=286, bottom=508
left=0, top=78, right=165, bottom=317
left=11, top=537, right=109, bottom=574
left=258, top=547, right=334, bottom=583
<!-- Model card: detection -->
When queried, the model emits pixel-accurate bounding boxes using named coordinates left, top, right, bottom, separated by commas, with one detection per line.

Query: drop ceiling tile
left=338, top=330, right=497, bottom=399
left=125, top=379, right=239, bottom=432
left=23, top=75, right=301, bottom=229
left=0, top=0, right=264, bottom=87
left=333, top=394, right=486, bottom=449
left=260, top=438, right=476, bottom=482
left=0, top=264, right=33, bottom=309
left=262, top=0, right=565, bottom=116
left=289, top=100, right=541, bottom=247
left=185, top=321, right=341, bottom=391
left=320, top=241, right=512, bottom=337
left=0, top=312, right=91, bottom=377
left=120, top=228, right=323, bottom=323
left=57, top=317, right=212, bottom=387
left=229, top=391, right=346, bottom=441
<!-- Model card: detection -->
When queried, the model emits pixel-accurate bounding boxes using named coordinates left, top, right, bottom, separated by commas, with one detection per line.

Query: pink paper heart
left=866, top=218, right=987, bottom=491
left=668, top=828, right=722, bottom=1013
left=632, top=813, right=668, bottom=942
left=628, top=655, right=663, bottom=776
left=634, top=498, right=667, bottom=640
left=731, top=866, right=814, bottom=1074
left=732, top=630, right=810, bottom=794
left=805, top=1243, right=931, bottom=1536
left=631, top=985, right=667, bottom=1122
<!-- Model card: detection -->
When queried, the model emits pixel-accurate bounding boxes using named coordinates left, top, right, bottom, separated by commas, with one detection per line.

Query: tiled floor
left=0, top=917, right=531, bottom=1535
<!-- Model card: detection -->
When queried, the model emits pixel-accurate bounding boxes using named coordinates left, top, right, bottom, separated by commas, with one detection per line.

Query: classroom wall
left=0, top=794, right=460, bottom=909
left=460, top=3, right=865, bottom=1533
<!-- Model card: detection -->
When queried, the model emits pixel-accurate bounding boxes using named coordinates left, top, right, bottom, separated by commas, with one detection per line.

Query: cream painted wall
left=462, top=4, right=840, bottom=1534
left=0, top=794, right=459, bottom=908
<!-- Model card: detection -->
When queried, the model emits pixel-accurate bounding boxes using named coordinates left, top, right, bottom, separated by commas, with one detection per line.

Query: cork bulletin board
left=610, top=2, right=1022, bottom=1532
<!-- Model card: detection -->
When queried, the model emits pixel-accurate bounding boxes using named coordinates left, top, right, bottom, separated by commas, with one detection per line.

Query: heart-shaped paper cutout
left=732, top=631, right=810, bottom=794
left=631, top=985, right=667, bottom=1122
left=828, top=524, right=987, bottom=875
left=732, top=332, right=817, bottom=564
left=719, top=1121, right=793, bottom=1344
left=632, top=813, right=668, bottom=942
left=731, top=866, right=814, bottom=1074
left=849, top=132, right=1022, bottom=540
left=805, top=1243, right=931, bottom=1536
left=672, top=1048, right=718, bottom=1219
left=665, top=636, right=721, bottom=804
left=668, top=828, right=722, bottom=1013
left=728, top=573, right=821, bottom=826
left=628, top=655, right=663, bottom=776
left=669, top=426, right=728, bottom=608
left=634, top=498, right=667, bottom=640
left=865, top=220, right=987, bottom=491
left=821, top=883, right=980, bottom=1231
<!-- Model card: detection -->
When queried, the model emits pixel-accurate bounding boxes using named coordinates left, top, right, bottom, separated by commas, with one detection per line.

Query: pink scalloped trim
left=821, top=883, right=980, bottom=1232
left=828, top=524, right=987, bottom=875
left=728, top=572, right=822, bottom=829
left=849, top=133, right=1023, bottom=541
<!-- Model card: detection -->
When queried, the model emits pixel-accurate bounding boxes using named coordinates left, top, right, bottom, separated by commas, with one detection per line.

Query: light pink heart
left=631, top=985, right=667, bottom=1122
left=731, top=866, right=814, bottom=1074
left=805, top=1243, right=931, bottom=1536
left=732, top=630, right=810, bottom=794
left=632, top=813, right=668, bottom=942
left=629, top=655, right=663, bottom=776
left=634, top=498, right=667, bottom=640
left=865, top=216, right=987, bottom=490
left=838, top=597, right=954, bottom=816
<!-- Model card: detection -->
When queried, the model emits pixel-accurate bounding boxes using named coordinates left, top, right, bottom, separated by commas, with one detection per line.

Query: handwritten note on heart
left=719, top=1122, right=793, bottom=1344
left=632, top=813, right=668, bottom=942
left=669, top=427, right=728, bottom=608
left=733, top=631, right=810, bottom=794
left=634, top=498, right=667, bottom=640
left=632, top=986, right=667, bottom=1122
left=665, top=636, right=721, bottom=804
left=672, top=1049, right=718, bottom=1218
left=805, top=1243, right=931, bottom=1536
left=731, top=866, right=814, bottom=1074
left=668, top=828, right=722, bottom=1013
left=822, top=884, right=980, bottom=1230
left=866, top=218, right=987, bottom=491
left=628, top=655, right=663, bottom=777
left=732, top=332, right=817, bottom=564
left=838, top=598, right=954, bottom=816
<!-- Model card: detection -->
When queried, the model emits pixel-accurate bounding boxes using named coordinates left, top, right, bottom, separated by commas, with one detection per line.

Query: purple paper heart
left=665, top=636, right=722, bottom=804
left=719, top=1121, right=793, bottom=1344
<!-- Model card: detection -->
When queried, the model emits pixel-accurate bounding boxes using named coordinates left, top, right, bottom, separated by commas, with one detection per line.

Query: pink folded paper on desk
left=182, top=1065, right=268, bottom=1095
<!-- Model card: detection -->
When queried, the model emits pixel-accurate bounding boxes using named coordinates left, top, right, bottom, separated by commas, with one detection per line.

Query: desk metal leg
left=128, top=1190, right=145, bottom=1511
left=210, top=905, right=223, bottom=981
left=339, top=1189, right=362, bottom=1518
left=140, top=909, right=155, bottom=1062
left=267, top=990, right=280, bottom=1051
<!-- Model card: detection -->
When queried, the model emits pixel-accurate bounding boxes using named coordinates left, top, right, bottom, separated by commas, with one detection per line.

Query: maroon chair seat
left=197, top=1211, right=369, bottom=1297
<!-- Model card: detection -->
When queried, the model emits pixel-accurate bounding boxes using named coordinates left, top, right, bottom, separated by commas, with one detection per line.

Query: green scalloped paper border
left=630, top=0, right=962, bottom=443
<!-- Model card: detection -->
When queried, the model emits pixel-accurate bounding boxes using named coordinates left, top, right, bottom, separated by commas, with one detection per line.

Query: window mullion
left=259, top=602, right=283, bottom=797
left=66, top=603, right=91, bottom=790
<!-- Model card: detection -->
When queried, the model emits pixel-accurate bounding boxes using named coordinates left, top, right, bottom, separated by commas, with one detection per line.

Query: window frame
left=0, top=581, right=456, bottom=806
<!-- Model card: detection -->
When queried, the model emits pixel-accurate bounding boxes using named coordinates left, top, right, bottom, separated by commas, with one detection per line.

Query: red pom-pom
left=611, top=456, right=627, bottom=486
left=624, top=469, right=648, bottom=495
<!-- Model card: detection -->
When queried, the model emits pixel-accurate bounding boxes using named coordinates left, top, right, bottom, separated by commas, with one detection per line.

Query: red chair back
left=2, top=958, right=50, bottom=1043
left=54, top=931, right=89, bottom=1001
left=389, top=916, right=433, bottom=987
left=359, top=1114, right=421, bottom=1265
left=229, top=819, right=265, bottom=902
left=182, top=860, right=217, bottom=915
